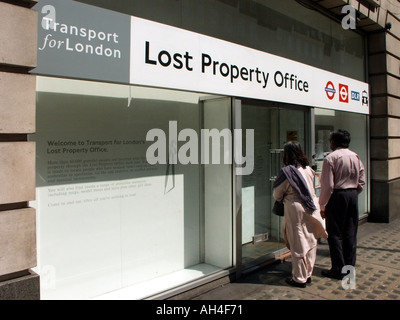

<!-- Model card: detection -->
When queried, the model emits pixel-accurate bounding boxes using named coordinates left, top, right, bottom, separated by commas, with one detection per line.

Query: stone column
left=368, top=1, right=400, bottom=222
left=0, top=0, right=39, bottom=299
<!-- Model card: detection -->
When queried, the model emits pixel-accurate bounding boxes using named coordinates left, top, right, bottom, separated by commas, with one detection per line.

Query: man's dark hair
left=330, top=129, right=351, bottom=148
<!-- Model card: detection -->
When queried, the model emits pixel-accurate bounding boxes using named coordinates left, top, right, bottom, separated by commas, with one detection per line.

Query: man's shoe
left=306, top=277, right=312, bottom=284
left=285, top=277, right=306, bottom=288
left=321, top=269, right=343, bottom=280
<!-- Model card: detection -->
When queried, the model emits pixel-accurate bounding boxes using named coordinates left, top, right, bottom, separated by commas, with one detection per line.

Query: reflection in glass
left=31, top=77, right=233, bottom=299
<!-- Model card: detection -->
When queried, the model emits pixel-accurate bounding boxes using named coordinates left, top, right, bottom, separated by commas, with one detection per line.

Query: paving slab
left=192, top=218, right=400, bottom=301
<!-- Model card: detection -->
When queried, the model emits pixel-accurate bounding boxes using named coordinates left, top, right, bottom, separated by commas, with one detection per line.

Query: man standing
left=319, top=129, right=365, bottom=280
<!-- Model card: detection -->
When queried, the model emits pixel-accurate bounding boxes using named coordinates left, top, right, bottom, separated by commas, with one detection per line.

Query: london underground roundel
left=325, top=81, right=336, bottom=100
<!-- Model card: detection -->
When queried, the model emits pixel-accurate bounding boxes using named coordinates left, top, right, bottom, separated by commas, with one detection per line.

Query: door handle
left=269, top=148, right=283, bottom=181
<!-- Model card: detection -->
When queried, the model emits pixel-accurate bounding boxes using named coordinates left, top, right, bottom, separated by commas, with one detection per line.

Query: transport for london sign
left=33, top=0, right=369, bottom=114
left=34, top=0, right=131, bottom=84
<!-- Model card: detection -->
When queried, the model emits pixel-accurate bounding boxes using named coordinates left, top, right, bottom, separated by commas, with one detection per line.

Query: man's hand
left=320, top=210, right=326, bottom=219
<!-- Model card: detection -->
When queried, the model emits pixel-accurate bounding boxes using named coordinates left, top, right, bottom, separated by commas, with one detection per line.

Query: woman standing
left=273, top=141, right=327, bottom=288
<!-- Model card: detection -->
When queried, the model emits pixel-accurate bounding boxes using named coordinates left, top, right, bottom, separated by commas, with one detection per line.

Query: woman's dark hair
left=330, top=129, right=351, bottom=148
left=283, top=141, right=309, bottom=168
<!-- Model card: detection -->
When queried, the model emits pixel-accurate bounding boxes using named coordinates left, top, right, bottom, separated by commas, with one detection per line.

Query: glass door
left=240, top=100, right=308, bottom=268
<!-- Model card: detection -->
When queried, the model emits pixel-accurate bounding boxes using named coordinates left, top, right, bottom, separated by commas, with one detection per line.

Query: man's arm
left=318, top=159, right=334, bottom=218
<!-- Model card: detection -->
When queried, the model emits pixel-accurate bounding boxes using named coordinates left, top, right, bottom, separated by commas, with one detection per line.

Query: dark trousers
left=325, top=189, right=359, bottom=273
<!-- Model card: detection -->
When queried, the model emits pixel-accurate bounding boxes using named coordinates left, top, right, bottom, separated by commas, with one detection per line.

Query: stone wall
left=368, top=0, right=400, bottom=222
left=0, top=0, right=39, bottom=299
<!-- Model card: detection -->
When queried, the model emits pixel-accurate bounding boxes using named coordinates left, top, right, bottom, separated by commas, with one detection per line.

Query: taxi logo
left=325, top=81, right=336, bottom=100
left=362, top=90, right=369, bottom=106
left=339, top=83, right=349, bottom=103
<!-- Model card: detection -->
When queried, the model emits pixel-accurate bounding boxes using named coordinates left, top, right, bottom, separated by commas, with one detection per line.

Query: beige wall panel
left=367, top=6, right=379, bottom=23
left=370, top=138, right=400, bottom=159
left=376, top=7, right=388, bottom=28
left=0, top=142, right=35, bottom=204
left=387, top=54, right=400, bottom=78
left=388, top=117, right=400, bottom=137
left=354, top=0, right=379, bottom=24
left=389, top=158, right=400, bottom=180
left=0, top=72, right=35, bottom=133
left=387, top=75, right=400, bottom=98
left=356, top=1, right=373, bottom=19
left=386, top=33, right=400, bottom=59
left=371, top=159, right=388, bottom=180
left=386, top=14, right=400, bottom=43
left=348, top=0, right=359, bottom=7
left=384, top=0, right=400, bottom=12
left=388, top=96, right=400, bottom=117
left=0, top=208, right=36, bottom=276
left=0, top=2, right=37, bottom=68
left=388, top=139, right=400, bottom=158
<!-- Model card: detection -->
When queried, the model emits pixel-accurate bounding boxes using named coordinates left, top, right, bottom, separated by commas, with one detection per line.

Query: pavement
left=190, top=217, right=400, bottom=300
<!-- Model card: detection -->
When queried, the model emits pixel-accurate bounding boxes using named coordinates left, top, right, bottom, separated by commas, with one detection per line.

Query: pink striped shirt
left=318, top=147, right=365, bottom=211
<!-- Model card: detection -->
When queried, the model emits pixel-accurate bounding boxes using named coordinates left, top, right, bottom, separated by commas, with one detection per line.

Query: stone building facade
left=0, top=0, right=399, bottom=299
left=0, top=0, right=39, bottom=299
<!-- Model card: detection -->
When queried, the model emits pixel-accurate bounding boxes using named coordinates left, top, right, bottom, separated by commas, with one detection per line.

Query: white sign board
left=33, top=1, right=369, bottom=114
left=130, top=17, right=369, bottom=114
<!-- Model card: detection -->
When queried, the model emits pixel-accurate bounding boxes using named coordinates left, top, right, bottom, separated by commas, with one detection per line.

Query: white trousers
left=291, top=246, right=317, bottom=284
